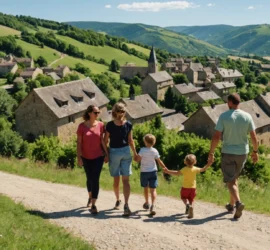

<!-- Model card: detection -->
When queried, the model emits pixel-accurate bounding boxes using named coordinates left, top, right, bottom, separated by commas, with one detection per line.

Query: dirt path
left=1, top=171, right=270, bottom=250
left=48, top=53, right=66, bottom=67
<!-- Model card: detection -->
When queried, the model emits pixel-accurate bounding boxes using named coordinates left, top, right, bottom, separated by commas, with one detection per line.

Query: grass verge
left=0, top=157, right=269, bottom=214
left=0, top=194, right=94, bottom=250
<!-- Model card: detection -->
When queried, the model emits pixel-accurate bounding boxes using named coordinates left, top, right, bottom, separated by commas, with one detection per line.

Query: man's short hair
left=228, top=93, right=241, bottom=105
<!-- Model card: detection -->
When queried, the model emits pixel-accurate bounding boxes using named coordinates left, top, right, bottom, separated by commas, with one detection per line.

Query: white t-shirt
left=138, top=147, right=160, bottom=172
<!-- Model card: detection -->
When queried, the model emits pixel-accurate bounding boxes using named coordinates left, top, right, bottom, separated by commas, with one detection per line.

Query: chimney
left=210, top=103, right=215, bottom=109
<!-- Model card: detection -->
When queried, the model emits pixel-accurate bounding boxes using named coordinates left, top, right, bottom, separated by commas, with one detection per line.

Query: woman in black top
left=105, top=102, right=138, bottom=216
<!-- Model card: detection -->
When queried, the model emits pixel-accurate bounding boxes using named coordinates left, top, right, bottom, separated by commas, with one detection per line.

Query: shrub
left=57, top=142, right=76, bottom=169
left=30, top=135, right=61, bottom=163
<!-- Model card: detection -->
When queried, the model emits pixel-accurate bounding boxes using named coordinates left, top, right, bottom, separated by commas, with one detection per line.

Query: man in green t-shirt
left=208, top=93, right=258, bottom=219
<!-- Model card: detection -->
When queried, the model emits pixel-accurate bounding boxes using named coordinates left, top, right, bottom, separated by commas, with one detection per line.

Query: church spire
left=148, top=46, right=158, bottom=73
left=148, top=46, right=157, bottom=64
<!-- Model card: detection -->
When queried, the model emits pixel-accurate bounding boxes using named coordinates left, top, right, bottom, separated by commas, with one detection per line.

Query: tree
left=36, top=74, right=54, bottom=87
left=173, top=73, right=189, bottom=84
left=0, top=88, right=17, bottom=118
left=35, top=56, right=48, bottom=67
left=109, top=59, right=120, bottom=72
left=164, top=87, right=175, bottom=109
left=245, top=72, right=255, bottom=84
left=235, top=78, right=245, bottom=89
left=26, top=79, right=41, bottom=93
left=26, top=51, right=32, bottom=58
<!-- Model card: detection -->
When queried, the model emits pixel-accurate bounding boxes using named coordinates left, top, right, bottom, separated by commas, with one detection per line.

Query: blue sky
left=1, top=0, right=269, bottom=27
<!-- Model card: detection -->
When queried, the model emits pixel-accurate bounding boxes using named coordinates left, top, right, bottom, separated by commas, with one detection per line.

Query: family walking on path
left=76, top=93, right=258, bottom=220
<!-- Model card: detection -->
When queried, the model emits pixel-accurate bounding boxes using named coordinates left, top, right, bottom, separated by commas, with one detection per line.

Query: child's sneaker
left=90, top=205, right=98, bottom=214
left=143, top=203, right=150, bottom=210
left=123, top=204, right=131, bottom=216
left=149, top=205, right=156, bottom=215
left=234, top=202, right=245, bottom=219
left=187, top=206, right=194, bottom=219
left=225, top=203, right=234, bottom=214
left=86, top=198, right=92, bottom=207
left=185, top=204, right=190, bottom=214
left=114, top=200, right=121, bottom=210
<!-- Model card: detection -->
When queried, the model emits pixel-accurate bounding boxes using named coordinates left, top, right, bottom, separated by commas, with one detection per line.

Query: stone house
left=216, top=68, right=243, bottom=82
left=189, top=91, right=221, bottom=103
left=14, top=57, right=34, bottom=68
left=172, top=83, right=198, bottom=99
left=183, top=100, right=270, bottom=146
left=161, top=58, right=188, bottom=73
left=0, top=62, right=18, bottom=76
left=260, top=64, right=270, bottom=72
left=15, top=77, right=109, bottom=143
left=20, top=68, right=43, bottom=80
left=54, top=65, right=71, bottom=78
left=120, top=46, right=158, bottom=80
left=120, top=94, right=163, bottom=124
left=185, top=62, right=207, bottom=87
left=46, top=72, right=61, bottom=84
left=141, top=71, right=174, bottom=101
left=161, top=108, right=187, bottom=132
left=211, top=81, right=236, bottom=102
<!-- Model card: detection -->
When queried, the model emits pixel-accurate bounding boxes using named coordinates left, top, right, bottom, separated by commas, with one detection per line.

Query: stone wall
left=120, top=66, right=148, bottom=80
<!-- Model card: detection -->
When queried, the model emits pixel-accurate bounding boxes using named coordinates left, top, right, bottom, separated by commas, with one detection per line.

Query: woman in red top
left=77, top=105, right=108, bottom=214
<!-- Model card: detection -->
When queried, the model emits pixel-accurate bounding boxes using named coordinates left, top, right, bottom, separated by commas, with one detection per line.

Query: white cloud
left=207, top=3, right=215, bottom=7
left=105, top=5, right=112, bottom=9
left=247, top=6, right=255, bottom=10
left=117, top=1, right=200, bottom=12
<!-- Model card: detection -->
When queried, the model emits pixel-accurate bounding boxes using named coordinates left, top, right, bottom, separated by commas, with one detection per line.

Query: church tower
left=148, top=46, right=158, bottom=74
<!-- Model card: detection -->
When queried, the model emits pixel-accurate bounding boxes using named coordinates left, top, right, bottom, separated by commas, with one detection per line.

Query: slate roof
left=47, top=72, right=61, bottom=81
left=212, top=81, right=236, bottom=89
left=148, top=71, right=173, bottom=83
left=261, top=64, right=270, bottom=69
left=193, top=100, right=270, bottom=129
left=121, top=94, right=163, bottom=119
left=174, top=83, right=198, bottom=95
left=33, top=77, right=109, bottom=119
left=190, top=62, right=204, bottom=72
left=194, top=91, right=220, bottom=101
left=162, top=112, right=187, bottom=131
left=217, top=68, right=243, bottom=78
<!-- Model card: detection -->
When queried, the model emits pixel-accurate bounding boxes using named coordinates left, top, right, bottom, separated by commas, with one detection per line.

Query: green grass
left=55, top=34, right=147, bottom=66
left=0, top=194, right=93, bottom=250
left=0, top=78, right=7, bottom=86
left=37, top=26, right=57, bottom=33
left=0, top=25, right=20, bottom=36
left=16, top=39, right=60, bottom=64
left=125, top=43, right=150, bottom=57
left=52, top=55, right=119, bottom=77
left=0, top=157, right=270, bottom=214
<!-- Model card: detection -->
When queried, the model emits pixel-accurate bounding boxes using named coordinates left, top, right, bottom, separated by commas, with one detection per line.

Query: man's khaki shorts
left=221, top=153, right=248, bottom=183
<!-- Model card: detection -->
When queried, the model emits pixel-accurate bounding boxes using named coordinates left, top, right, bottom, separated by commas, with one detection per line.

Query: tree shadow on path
left=143, top=211, right=229, bottom=225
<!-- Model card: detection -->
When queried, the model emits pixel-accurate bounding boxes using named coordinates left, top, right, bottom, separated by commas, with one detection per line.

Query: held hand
left=208, top=153, right=215, bottom=164
left=77, top=157, right=83, bottom=167
left=251, top=152, right=259, bottom=164
left=104, top=155, right=109, bottom=164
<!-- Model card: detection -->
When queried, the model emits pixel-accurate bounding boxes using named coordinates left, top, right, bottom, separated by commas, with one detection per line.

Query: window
left=71, top=95, right=83, bottom=103
left=68, top=116, right=75, bottom=123
left=54, top=97, right=68, bottom=107
left=261, top=139, right=264, bottom=145
left=83, top=90, right=95, bottom=99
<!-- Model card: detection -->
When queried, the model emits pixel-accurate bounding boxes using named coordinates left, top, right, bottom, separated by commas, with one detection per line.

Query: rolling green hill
left=166, top=24, right=270, bottom=56
left=67, top=21, right=229, bottom=56
left=0, top=25, right=20, bottom=36
left=55, top=34, right=147, bottom=66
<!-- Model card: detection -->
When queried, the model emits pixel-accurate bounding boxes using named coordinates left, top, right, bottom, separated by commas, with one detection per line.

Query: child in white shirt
left=135, top=134, right=167, bottom=215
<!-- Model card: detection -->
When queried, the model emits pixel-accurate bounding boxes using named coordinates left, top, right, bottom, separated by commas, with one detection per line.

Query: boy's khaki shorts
left=221, top=153, right=247, bottom=183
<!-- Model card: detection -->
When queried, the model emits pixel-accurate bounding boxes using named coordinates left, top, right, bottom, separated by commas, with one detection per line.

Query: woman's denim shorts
left=109, top=146, right=132, bottom=177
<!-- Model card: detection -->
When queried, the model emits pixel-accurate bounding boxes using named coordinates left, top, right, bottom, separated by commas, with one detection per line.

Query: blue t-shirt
left=215, top=109, right=256, bottom=155
left=106, top=121, right=132, bottom=148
